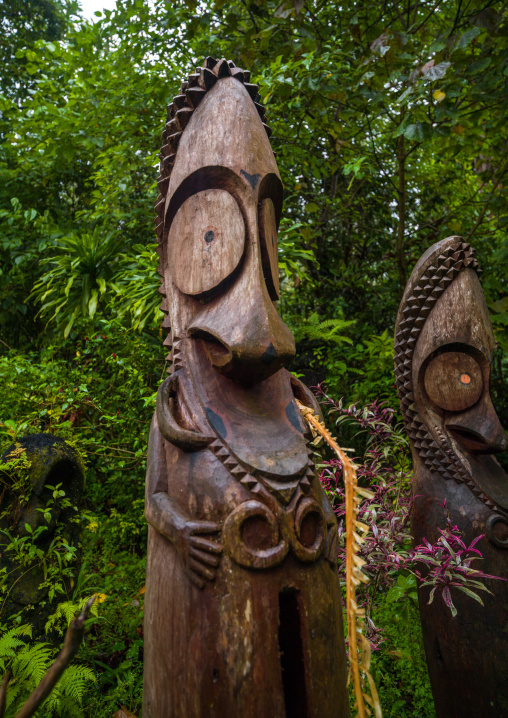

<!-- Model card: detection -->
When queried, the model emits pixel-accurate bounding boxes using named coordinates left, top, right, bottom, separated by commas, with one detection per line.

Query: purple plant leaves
left=442, top=586, right=457, bottom=617
left=315, top=387, right=506, bottom=632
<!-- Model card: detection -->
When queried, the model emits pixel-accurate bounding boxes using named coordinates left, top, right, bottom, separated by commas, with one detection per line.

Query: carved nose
left=188, top=272, right=295, bottom=386
left=446, top=394, right=508, bottom=454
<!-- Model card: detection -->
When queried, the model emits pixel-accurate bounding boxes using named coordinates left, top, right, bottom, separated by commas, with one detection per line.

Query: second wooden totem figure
left=143, top=58, right=349, bottom=718
left=395, top=237, right=508, bottom=717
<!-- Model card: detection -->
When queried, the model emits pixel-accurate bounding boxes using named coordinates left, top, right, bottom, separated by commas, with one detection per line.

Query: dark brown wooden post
left=394, top=237, right=508, bottom=718
left=142, top=58, right=350, bottom=718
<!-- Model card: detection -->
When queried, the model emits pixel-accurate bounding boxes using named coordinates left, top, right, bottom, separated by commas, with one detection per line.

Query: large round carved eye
left=424, top=351, right=483, bottom=412
left=167, top=189, right=245, bottom=296
left=258, top=198, right=279, bottom=300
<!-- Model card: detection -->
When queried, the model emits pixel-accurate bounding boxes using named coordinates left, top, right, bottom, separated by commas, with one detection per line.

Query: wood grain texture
left=395, top=236, right=508, bottom=718
left=166, top=76, right=278, bottom=203
left=143, top=58, right=349, bottom=718
left=167, top=189, right=245, bottom=296
left=143, top=415, right=348, bottom=718
left=424, top=351, right=483, bottom=412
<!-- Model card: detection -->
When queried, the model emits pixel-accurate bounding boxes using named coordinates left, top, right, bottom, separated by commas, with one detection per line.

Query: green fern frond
left=4, top=640, right=54, bottom=713
left=46, top=663, right=96, bottom=715
left=0, top=622, right=96, bottom=717
left=0, top=624, right=33, bottom=672
left=0, top=624, right=32, bottom=652
left=294, top=312, right=356, bottom=345
left=3, top=679, right=25, bottom=713
left=45, top=596, right=98, bottom=636
left=14, top=642, right=54, bottom=685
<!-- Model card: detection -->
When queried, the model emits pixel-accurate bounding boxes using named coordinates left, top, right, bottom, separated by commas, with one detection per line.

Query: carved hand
left=146, top=492, right=223, bottom=588
left=177, top=520, right=223, bottom=589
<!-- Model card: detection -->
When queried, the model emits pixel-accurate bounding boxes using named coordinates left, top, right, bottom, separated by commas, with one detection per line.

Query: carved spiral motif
left=394, top=238, right=495, bottom=510
left=224, top=500, right=289, bottom=569
left=223, top=497, right=326, bottom=569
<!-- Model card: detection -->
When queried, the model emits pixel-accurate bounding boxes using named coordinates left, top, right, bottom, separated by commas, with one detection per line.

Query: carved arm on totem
left=145, top=372, right=223, bottom=589
left=145, top=492, right=222, bottom=589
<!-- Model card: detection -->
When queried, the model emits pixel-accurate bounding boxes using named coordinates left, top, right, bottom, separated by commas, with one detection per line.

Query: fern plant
left=0, top=622, right=95, bottom=717
left=293, top=312, right=355, bottom=345
left=45, top=596, right=99, bottom=637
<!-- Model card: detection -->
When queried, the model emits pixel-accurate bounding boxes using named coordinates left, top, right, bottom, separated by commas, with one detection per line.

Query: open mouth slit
left=448, top=426, right=491, bottom=452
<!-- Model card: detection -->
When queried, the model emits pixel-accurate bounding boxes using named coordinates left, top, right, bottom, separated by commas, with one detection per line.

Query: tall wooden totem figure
left=143, top=58, right=349, bottom=718
left=395, top=236, right=508, bottom=717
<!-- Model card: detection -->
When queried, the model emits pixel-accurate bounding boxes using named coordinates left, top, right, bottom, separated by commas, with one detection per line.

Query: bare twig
left=239, top=0, right=259, bottom=33
left=411, top=0, right=443, bottom=34
left=0, top=671, right=11, bottom=718
left=14, top=595, right=96, bottom=718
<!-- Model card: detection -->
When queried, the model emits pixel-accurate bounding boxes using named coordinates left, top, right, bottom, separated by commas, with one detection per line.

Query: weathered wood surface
left=167, top=189, right=245, bottom=297
left=395, top=237, right=508, bottom=717
left=143, top=58, right=349, bottom=718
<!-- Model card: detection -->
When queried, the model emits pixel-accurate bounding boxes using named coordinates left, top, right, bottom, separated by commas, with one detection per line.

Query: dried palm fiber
left=296, top=400, right=382, bottom=718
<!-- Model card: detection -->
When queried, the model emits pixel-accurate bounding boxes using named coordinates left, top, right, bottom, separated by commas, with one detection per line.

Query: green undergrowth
left=370, top=595, right=436, bottom=718
left=0, top=318, right=435, bottom=716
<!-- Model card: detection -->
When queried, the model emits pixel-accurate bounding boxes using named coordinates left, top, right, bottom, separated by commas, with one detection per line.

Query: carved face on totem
left=155, top=57, right=293, bottom=386
left=394, top=237, right=508, bottom=538
left=153, top=58, right=317, bottom=502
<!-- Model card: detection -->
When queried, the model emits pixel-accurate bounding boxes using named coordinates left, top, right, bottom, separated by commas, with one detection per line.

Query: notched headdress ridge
left=154, top=57, right=271, bottom=243
left=393, top=238, right=495, bottom=507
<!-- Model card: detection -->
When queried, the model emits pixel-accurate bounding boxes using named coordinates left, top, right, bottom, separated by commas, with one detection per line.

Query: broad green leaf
left=491, top=297, right=508, bottom=313
left=63, top=309, right=78, bottom=338
left=404, top=123, right=424, bottom=141
left=454, top=27, right=481, bottom=51
left=305, top=203, right=319, bottom=213
left=88, top=290, right=99, bottom=318
left=456, top=586, right=484, bottom=605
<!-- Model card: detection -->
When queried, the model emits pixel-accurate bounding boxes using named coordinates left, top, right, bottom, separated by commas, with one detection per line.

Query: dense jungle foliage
left=0, top=0, right=507, bottom=715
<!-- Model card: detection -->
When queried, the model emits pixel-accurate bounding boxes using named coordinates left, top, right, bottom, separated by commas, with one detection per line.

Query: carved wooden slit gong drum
left=142, top=57, right=350, bottom=718
left=395, top=237, right=508, bottom=718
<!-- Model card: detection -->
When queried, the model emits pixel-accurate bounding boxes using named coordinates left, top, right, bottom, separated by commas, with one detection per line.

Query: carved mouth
left=448, top=426, right=491, bottom=453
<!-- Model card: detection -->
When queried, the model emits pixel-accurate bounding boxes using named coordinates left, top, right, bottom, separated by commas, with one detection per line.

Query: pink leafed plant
left=314, top=385, right=505, bottom=646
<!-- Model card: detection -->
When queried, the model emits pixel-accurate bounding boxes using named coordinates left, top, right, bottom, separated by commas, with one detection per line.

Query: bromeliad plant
left=32, top=227, right=121, bottom=338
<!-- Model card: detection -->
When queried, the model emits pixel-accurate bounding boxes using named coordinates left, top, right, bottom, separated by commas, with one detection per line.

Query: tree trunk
left=396, top=134, right=407, bottom=292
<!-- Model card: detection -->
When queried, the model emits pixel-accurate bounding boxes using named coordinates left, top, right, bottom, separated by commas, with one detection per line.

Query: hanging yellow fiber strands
left=296, top=400, right=382, bottom=718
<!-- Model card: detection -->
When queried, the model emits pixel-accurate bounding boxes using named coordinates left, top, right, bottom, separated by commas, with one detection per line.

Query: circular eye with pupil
left=424, top=351, right=483, bottom=412
left=167, top=189, right=245, bottom=296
